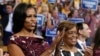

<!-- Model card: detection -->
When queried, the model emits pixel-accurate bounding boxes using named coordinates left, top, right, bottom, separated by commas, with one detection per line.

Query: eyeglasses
left=26, top=15, right=37, bottom=18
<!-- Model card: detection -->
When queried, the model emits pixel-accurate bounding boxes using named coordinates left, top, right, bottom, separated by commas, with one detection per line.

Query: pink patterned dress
left=9, top=36, right=49, bottom=56
left=93, top=47, right=100, bottom=56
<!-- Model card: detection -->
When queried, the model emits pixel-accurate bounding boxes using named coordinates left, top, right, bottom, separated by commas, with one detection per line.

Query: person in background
left=46, top=6, right=60, bottom=45
left=57, top=3, right=67, bottom=21
left=83, top=9, right=97, bottom=46
left=62, top=0, right=74, bottom=17
left=68, top=9, right=79, bottom=18
left=93, top=27, right=100, bottom=56
left=95, top=3, right=100, bottom=29
left=13, top=0, right=22, bottom=10
left=1, top=3, right=14, bottom=45
left=0, top=3, right=6, bottom=18
left=8, top=3, right=49, bottom=56
left=39, top=3, right=51, bottom=38
left=76, top=23, right=91, bottom=51
left=83, top=8, right=97, bottom=38
left=39, top=3, right=50, bottom=33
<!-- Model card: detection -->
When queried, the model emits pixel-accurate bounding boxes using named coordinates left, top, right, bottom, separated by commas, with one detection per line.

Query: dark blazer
left=0, top=4, right=6, bottom=17
left=1, top=14, right=9, bottom=29
left=75, top=41, right=90, bottom=50
left=0, top=14, right=12, bottom=45
left=76, top=42, right=82, bottom=49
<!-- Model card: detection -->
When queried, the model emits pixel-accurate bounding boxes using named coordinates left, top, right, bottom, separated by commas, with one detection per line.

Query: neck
left=53, top=16, right=58, bottom=19
left=18, top=29, right=34, bottom=37
left=78, top=35, right=86, bottom=42
left=63, top=43, right=75, bottom=51
left=42, top=12, right=48, bottom=14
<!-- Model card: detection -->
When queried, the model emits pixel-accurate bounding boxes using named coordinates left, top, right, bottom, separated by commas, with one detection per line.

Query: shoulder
left=10, top=34, right=20, bottom=41
left=34, top=35, right=44, bottom=39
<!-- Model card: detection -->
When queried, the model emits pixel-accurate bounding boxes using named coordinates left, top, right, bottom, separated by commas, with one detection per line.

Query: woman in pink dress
left=93, top=27, right=100, bottom=56
left=8, top=3, right=49, bottom=56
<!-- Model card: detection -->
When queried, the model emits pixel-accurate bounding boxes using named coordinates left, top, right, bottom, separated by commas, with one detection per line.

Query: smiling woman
left=7, top=3, right=49, bottom=56
left=41, top=21, right=84, bottom=56
left=41, top=20, right=93, bottom=56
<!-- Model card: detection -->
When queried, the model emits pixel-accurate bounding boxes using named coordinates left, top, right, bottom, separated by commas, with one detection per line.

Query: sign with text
left=46, top=27, right=57, bottom=37
left=68, top=18, right=84, bottom=23
left=81, top=0, right=98, bottom=10
left=48, top=0, right=56, bottom=3
left=37, top=14, right=44, bottom=27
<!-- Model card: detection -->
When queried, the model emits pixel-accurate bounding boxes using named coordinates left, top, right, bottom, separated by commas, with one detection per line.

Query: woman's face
left=72, top=10, right=79, bottom=18
left=63, top=26, right=77, bottom=46
left=24, top=8, right=37, bottom=31
left=42, top=4, right=49, bottom=12
left=52, top=10, right=59, bottom=18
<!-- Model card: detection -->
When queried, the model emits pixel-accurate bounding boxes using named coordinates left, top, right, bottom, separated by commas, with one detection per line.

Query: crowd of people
left=0, top=0, right=100, bottom=56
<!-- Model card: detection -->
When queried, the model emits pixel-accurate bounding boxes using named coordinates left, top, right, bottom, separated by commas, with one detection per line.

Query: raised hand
left=40, top=28, right=66, bottom=56
left=55, top=28, right=66, bottom=43
left=54, top=28, right=66, bottom=56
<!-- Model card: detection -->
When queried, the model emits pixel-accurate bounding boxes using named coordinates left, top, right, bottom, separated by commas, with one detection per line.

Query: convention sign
left=48, top=0, right=56, bottom=3
left=46, top=27, right=57, bottom=37
left=37, top=14, right=44, bottom=27
left=81, top=0, right=98, bottom=11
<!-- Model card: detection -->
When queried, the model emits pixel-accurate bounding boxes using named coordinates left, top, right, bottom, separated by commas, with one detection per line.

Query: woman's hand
left=41, top=28, right=66, bottom=56
left=55, top=28, right=66, bottom=43
left=84, top=46, right=93, bottom=56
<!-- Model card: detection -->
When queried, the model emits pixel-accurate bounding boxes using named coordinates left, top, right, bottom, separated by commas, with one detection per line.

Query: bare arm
left=8, top=44, right=25, bottom=56
left=68, top=0, right=74, bottom=9
left=46, top=14, right=54, bottom=29
left=0, top=48, right=3, bottom=56
left=13, top=0, right=22, bottom=10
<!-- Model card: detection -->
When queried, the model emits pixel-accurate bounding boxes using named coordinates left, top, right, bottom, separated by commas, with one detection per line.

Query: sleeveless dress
left=9, top=35, right=49, bottom=56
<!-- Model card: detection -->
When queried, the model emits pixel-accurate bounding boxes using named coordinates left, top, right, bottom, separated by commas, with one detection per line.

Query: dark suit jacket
left=75, top=40, right=90, bottom=50
left=0, top=14, right=12, bottom=45
left=1, top=14, right=9, bottom=29
left=0, top=4, right=6, bottom=17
